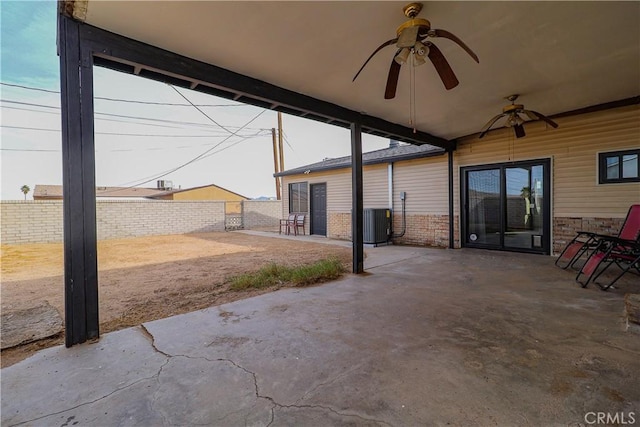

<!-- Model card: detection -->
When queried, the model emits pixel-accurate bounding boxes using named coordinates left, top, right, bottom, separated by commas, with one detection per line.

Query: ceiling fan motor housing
left=503, top=104, right=524, bottom=114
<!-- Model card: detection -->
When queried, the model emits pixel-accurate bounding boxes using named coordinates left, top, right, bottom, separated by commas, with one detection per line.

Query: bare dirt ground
left=1, top=232, right=351, bottom=367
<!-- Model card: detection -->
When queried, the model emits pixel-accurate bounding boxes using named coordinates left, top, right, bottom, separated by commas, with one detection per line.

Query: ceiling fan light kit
left=479, top=94, right=559, bottom=139
left=352, top=2, right=480, bottom=99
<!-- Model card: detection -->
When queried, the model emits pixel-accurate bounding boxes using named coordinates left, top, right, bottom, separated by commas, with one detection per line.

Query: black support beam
left=78, top=23, right=454, bottom=150
left=59, top=15, right=99, bottom=346
left=351, top=122, right=364, bottom=274
left=448, top=149, right=455, bottom=249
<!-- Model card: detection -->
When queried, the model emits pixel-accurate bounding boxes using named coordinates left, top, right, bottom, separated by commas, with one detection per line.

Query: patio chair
left=575, top=235, right=640, bottom=290
left=279, top=213, right=297, bottom=235
left=555, top=204, right=640, bottom=270
left=294, top=213, right=306, bottom=236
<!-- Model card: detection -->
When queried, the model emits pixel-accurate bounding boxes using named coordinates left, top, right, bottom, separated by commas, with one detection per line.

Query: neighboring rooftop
left=275, top=142, right=445, bottom=177
left=33, top=185, right=168, bottom=199
left=33, top=183, right=248, bottom=200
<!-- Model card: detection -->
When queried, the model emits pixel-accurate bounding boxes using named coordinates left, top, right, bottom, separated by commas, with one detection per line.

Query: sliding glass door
left=463, top=159, right=550, bottom=254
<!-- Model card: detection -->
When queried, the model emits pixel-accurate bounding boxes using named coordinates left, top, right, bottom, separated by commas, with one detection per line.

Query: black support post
left=350, top=122, right=364, bottom=274
left=448, top=149, right=455, bottom=249
left=59, top=15, right=99, bottom=346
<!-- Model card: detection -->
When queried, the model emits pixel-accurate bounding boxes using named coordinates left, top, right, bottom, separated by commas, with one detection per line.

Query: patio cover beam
left=351, top=123, right=364, bottom=274
left=77, top=22, right=455, bottom=150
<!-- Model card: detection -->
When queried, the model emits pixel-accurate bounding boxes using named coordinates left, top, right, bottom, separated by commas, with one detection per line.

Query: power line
left=104, top=108, right=268, bottom=192
left=1, top=132, right=269, bottom=153
left=170, top=86, right=237, bottom=136
left=1, top=124, right=270, bottom=139
left=1, top=105, right=247, bottom=132
left=1, top=99, right=268, bottom=133
left=1, top=82, right=247, bottom=107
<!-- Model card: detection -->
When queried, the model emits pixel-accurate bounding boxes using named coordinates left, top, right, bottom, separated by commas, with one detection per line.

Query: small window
left=288, top=182, right=308, bottom=213
left=599, top=149, right=640, bottom=184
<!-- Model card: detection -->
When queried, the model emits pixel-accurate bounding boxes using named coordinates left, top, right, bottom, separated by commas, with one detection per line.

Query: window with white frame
left=599, top=149, right=640, bottom=184
left=288, top=182, right=308, bottom=213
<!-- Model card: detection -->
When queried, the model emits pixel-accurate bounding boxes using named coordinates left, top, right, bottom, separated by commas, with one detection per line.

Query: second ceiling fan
left=352, top=2, right=479, bottom=99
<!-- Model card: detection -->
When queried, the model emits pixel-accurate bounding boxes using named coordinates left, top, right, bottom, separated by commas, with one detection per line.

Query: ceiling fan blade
left=513, top=123, right=526, bottom=139
left=426, top=43, right=459, bottom=90
left=352, top=38, right=398, bottom=82
left=522, top=110, right=538, bottom=121
left=527, top=110, right=559, bottom=128
left=479, top=113, right=506, bottom=139
left=384, top=51, right=402, bottom=99
left=431, top=29, right=480, bottom=63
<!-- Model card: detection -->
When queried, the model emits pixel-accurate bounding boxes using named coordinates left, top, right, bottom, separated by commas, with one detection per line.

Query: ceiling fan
left=352, top=2, right=479, bottom=99
left=479, top=95, right=559, bottom=139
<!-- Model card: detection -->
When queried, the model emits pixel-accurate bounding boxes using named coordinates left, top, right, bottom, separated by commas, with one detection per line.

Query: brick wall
left=242, top=200, right=282, bottom=231
left=391, top=213, right=456, bottom=248
left=1, top=200, right=226, bottom=244
left=553, top=216, right=625, bottom=255
left=327, top=211, right=459, bottom=249
left=328, top=212, right=352, bottom=240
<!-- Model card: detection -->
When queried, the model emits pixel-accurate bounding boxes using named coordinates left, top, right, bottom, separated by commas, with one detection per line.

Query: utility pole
left=271, top=128, right=281, bottom=200
left=277, top=111, right=285, bottom=175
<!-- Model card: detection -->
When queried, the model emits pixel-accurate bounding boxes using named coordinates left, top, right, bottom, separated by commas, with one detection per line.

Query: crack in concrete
left=293, top=363, right=363, bottom=405
left=30, top=325, right=389, bottom=427
left=140, top=324, right=172, bottom=358
left=215, top=358, right=390, bottom=426
left=8, top=375, right=158, bottom=427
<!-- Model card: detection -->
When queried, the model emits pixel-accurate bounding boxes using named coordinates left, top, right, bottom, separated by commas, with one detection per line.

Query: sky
left=0, top=1, right=391, bottom=200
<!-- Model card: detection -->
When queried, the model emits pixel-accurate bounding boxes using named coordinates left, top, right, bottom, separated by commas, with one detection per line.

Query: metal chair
left=279, top=213, right=296, bottom=235
left=294, top=213, right=306, bottom=236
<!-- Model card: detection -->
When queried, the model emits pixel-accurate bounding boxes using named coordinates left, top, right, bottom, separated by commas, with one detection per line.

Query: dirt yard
left=1, top=232, right=351, bottom=367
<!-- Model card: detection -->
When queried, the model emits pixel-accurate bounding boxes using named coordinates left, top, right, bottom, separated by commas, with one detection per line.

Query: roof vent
left=389, top=139, right=400, bottom=148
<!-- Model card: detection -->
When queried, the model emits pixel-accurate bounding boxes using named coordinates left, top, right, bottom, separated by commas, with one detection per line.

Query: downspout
left=448, top=149, right=454, bottom=249
left=389, top=162, right=406, bottom=238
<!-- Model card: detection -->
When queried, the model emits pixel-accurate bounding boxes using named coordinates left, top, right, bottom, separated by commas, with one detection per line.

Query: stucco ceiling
left=77, top=1, right=640, bottom=141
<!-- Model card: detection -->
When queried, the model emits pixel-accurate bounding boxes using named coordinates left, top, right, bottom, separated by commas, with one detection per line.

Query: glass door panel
left=466, top=169, right=501, bottom=246
left=464, top=160, right=549, bottom=254
left=504, top=166, right=545, bottom=250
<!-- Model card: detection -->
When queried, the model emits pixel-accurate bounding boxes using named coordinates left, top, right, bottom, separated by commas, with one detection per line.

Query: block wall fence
left=1, top=200, right=282, bottom=244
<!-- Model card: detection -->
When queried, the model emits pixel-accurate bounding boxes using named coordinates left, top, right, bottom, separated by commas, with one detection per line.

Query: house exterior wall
left=282, top=156, right=451, bottom=244
left=454, top=104, right=640, bottom=253
left=281, top=104, right=639, bottom=252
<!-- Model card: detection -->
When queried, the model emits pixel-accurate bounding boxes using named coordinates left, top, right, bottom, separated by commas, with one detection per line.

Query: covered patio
left=2, top=245, right=638, bottom=425
left=55, top=1, right=640, bottom=346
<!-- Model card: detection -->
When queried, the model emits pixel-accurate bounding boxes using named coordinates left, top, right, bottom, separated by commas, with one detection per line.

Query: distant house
left=33, top=185, right=167, bottom=200
left=148, top=184, right=248, bottom=214
left=33, top=182, right=249, bottom=214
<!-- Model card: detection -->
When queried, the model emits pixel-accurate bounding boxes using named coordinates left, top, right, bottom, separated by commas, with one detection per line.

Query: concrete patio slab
left=2, top=246, right=639, bottom=426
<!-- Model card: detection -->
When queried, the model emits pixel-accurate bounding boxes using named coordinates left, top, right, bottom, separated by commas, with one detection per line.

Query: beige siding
left=281, top=169, right=351, bottom=217
left=392, top=156, right=449, bottom=214
left=454, top=105, right=640, bottom=218
left=363, top=164, right=390, bottom=208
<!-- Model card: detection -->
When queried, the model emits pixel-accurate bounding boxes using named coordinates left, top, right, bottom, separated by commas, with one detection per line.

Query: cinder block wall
left=242, top=200, right=281, bottom=231
left=0, top=201, right=64, bottom=244
left=1, top=200, right=226, bottom=244
left=96, top=200, right=225, bottom=240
